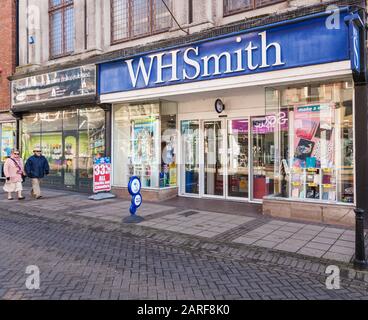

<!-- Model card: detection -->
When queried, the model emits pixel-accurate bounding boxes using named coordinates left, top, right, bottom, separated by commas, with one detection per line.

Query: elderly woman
left=3, top=149, right=25, bottom=200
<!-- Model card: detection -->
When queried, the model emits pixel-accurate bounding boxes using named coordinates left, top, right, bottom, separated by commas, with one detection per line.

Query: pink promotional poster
left=293, top=104, right=335, bottom=169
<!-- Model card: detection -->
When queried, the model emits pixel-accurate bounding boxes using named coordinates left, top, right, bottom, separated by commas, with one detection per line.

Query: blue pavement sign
left=124, top=176, right=144, bottom=223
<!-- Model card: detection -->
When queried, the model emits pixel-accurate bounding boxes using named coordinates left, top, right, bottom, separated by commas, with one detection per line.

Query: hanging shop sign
left=344, top=12, right=365, bottom=78
left=93, top=157, right=112, bottom=193
left=99, top=9, right=353, bottom=95
left=12, top=64, right=96, bottom=105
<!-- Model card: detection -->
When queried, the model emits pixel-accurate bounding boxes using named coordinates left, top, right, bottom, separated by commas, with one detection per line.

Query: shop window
left=20, top=107, right=106, bottom=191
left=42, top=132, right=63, bottom=178
left=227, top=120, right=249, bottom=199
left=49, top=0, right=74, bottom=58
left=21, top=115, right=41, bottom=161
left=223, top=0, right=284, bottom=16
left=0, top=123, right=16, bottom=162
left=180, top=120, right=199, bottom=195
left=160, top=106, right=177, bottom=188
left=63, top=110, right=78, bottom=131
left=111, top=0, right=171, bottom=43
left=40, top=111, right=63, bottom=132
left=78, top=108, right=106, bottom=181
left=113, top=101, right=177, bottom=189
left=265, top=81, right=354, bottom=204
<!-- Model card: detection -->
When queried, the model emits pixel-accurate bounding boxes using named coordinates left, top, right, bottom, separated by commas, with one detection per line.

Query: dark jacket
left=25, top=155, right=50, bottom=179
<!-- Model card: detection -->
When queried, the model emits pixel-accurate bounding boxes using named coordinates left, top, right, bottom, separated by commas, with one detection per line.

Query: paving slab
left=140, top=211, right=254, bottom=238
left=334, top=240, right=355, bottom=249
left=232, top=221, right=356, bottom=263
left=323, top=252, right=352, bottom=263
left=304, top=242, right=332, bottom=251
left=312, top=237, right=337, bottom=245
left=329, top=245, right=355, bottom=255
left=253, top=240, right=277, bottom=249
left=0, top=187, right=363, bottom=266
left=298, top=247, right=325, bottom=258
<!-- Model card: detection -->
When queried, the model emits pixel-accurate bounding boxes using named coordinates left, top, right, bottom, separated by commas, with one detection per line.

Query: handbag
left=10, top=158, right=26, bottom=183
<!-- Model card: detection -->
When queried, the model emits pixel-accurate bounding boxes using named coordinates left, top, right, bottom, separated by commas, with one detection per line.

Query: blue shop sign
left=99, top=10, right=355, bottom=95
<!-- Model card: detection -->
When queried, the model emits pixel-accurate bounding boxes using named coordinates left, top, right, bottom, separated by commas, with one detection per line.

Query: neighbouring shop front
left=98, top=7, right=366, bottom=224
left=0, top=113, right=17, bottom=179
left=11, top=64, right=108, bottom=192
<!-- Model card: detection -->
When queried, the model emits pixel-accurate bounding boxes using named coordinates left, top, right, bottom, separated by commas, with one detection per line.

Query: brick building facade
left=0, top=0, right=16, bottom=112
left=0, top=0, right=17, bottom=170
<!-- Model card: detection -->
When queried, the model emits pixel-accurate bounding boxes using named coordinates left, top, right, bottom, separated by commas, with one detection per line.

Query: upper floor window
left=224, top=0, right=284, bottom=16
left=49, top=0, right=74, bottom=58
left=111, top=0, right=171, bottom=43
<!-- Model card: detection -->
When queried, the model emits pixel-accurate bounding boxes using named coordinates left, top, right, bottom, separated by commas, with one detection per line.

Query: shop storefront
left=11, top=64, right=109, bottom=192
left=98, top=7, right=365, bottom=224
left=0, top=114, right=17, bottom=178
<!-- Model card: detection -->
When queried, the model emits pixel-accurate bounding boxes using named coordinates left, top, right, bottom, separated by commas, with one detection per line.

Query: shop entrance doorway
left=63, top=131, right=78, bottom=189
left=41, top=130, right=79, bottom=191
left=180, top=118, right=251, bottom=201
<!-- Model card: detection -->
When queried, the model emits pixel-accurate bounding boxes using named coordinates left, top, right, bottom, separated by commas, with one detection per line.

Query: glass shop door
left=63, top=131, right=78, bottom=190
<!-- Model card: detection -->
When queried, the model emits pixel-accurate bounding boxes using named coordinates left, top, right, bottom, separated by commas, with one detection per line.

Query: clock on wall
left=215, top=99, right=225, bottom=114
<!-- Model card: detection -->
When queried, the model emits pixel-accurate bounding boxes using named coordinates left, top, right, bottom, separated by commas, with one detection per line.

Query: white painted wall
left=178, top=86, right=265, bottom=116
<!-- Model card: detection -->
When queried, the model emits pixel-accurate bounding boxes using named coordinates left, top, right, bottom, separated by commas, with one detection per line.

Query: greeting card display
left=290, top=104, right=337, bottom=201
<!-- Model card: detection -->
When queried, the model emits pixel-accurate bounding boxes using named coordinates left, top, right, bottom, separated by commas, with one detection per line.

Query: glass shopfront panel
left=21, top=107, right=106, bottom=191
left=251, top=117, right=276, bottom=200
left=1, top=122, right=16, bottom=162
left=181, top=120, right=199, bottom=195
left=64, top=133, right=78, bottom=186
left=0, top=122, right=17, bottom=180
left=180, top=119, right=251, bottom=200
left=204, top=120, right=224, bottom=197
left=22, top=114, right=41, bottom=160
left=113, top=102, right=177, bottom=189
left=161, top=114, right=177, bottom=188
left=78, top=108, right=106, bottom=187
left=41, top=132, right=63, bottom=179
left=265, top=81, right=354, bottom=204
left=227, top=119, right=249, bottom=199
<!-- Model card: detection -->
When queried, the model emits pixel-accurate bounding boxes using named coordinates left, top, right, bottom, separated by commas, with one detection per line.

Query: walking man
left=25, top=148, right=50, bottom=199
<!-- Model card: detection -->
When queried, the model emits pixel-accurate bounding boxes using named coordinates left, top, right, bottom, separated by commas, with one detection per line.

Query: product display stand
left=289, top=167, right=336, bottom=201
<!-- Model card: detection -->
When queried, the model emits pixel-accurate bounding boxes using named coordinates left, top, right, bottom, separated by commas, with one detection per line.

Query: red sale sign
left=93, top=163, right=112, bottom=193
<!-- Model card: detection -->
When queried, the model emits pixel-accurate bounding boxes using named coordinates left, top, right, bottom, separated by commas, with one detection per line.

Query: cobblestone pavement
left=1, top=211, right=368, bottom=300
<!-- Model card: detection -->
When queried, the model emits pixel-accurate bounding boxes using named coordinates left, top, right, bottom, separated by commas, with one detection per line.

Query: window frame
left=110, top=0, right=172, bottom=45
left=223, top=0, right=285, bottom=17
left=49, top=0, right=75, bottom=59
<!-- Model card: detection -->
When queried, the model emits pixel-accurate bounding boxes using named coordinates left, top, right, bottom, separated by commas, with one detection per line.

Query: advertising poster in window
left=292, top=104, right=336, bottom=201
left=293, top=104, right=335, bottom=169
left=132, top=118, right=157, bottom=165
